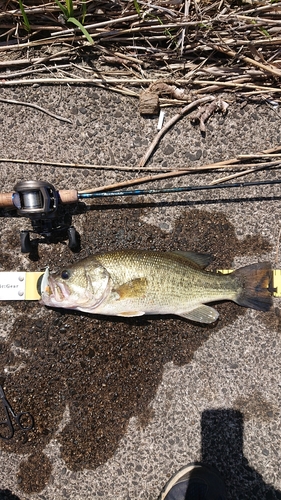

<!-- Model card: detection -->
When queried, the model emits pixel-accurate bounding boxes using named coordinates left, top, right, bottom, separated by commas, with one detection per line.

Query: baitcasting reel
left=1, top=180, right=80, bottom=254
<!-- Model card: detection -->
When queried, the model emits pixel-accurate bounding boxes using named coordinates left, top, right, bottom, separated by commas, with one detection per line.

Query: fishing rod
left=78, top=177, right=281, bottom=198
left=0, top=178, right=280, bottom=253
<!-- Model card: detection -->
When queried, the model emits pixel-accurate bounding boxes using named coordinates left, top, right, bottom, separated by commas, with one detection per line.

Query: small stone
left=163, top=145, right=174, bottom=155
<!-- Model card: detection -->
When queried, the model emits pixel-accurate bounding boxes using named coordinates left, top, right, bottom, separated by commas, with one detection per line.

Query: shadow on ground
left=200, top=409, right=281, bottom=500
left=0, top=490, right=21, bottom=500
left=0, top=207, right=274, bottom=494
left=2, top=410, right=281, bottom=499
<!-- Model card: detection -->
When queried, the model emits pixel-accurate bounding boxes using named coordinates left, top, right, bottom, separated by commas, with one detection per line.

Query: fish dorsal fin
left=179, top=305, right=219, bottom=323
left=168, top=251, right=212, bottom=269
left=115, top=277, right=148, bottom=300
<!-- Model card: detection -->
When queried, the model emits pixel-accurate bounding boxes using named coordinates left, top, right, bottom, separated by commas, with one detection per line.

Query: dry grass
left=1, top=0, right=281, bottom=98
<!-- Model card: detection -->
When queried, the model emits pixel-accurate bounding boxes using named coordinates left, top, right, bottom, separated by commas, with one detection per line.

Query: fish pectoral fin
left=179, top=305, right=219, bottom=324
left=115, top=278, right=148, bottom=300
left=117, top=311, right=145, bottom=317
left=168, top=251, right=212, bottom=269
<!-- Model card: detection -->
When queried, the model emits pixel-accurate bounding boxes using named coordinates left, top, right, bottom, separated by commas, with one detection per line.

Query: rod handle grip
left=58, top=189, right=78, bottom=204
left=0, top=192, right=14, bottom=208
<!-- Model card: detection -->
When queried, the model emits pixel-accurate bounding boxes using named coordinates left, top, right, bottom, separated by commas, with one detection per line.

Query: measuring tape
left=0, top=272, right=44, bottom=300
left=272, top=270, right=281, bottom=297
left=0, top=269, right=281, bottom=300
left=0, top=271, right=46, bottom=301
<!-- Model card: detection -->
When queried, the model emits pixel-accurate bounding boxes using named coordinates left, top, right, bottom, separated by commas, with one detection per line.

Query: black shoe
left=157, top=462, right=227, bottom=500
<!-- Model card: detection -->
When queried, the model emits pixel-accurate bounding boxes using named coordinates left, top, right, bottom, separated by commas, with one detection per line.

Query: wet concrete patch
left=233, top=391, right=279, bottom=422
left=0, top=206, right=273, bottom=493
left=17, top=453, right=52, bottom=494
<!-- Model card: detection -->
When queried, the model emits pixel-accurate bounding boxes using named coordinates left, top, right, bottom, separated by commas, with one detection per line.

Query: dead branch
left=0, top=97, right=72, bottom=124
left=80, top=155, right=281, bottom=194
left=138, top=96, right=215, bottom=168
left=191, top=99, right=229, bottom=133
left=0, top=158, right=185, bottom=172
left=210, top=43, right=281, bottom=79
left=1, top=0, right=281, bottom=101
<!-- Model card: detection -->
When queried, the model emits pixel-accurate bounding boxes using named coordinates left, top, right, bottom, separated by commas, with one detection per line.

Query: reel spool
left=13, top=180, right=59, bottom=218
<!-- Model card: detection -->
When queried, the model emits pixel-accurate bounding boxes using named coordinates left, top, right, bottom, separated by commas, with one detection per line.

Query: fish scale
left=40, top=250, right=273, bottom=324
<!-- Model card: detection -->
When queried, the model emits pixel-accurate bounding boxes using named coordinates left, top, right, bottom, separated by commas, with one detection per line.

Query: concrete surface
left=0, top=78, right=281, bottom=499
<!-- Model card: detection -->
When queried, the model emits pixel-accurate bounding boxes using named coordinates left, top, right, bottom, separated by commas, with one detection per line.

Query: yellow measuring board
left=218, top=269, right=281, bottom=298
left=0, top=272, right=44, bottom=301
left=272, top=269, right=281, bottom=297
left=1, top=269, right=281, bottom=300
left=23, top=269, right=281, bottom=300
left=25, top=272, right=44, bottom=300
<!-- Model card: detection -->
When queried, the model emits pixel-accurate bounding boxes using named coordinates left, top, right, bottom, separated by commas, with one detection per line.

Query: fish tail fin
left=232, top=262, right=273, bottom=312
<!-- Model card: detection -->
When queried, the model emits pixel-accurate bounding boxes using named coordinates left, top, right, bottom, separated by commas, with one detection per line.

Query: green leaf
left=54, top=0, right=69, bottom=19
left=68, top=17, right=94, bottom=44
left=133, top=0, right=141, bottom=16
left=81, top=0, right=87, bottom=25
left=198, top=22, right=211, bottom=29
left=18, top=0, right=31, bottom=32
left=65, top=0, right=74, bottom=18
left=259, top=26, right=271, bottom=38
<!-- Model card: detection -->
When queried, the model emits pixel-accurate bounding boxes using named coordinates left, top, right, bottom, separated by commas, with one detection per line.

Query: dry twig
left=191, top=99, right=229, bottom=133
left=80, top=146, right=281, bottom=194
left=0, top=0, right=281, bottom=101
left=138, top=96, right=215, bottom=168
left=0, top=158, right=186, bottom=172
left=0, top=97, right=72, bottom=123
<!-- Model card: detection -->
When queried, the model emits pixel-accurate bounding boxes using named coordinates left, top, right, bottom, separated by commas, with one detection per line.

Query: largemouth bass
left=40, top=250, right=272, bottom=323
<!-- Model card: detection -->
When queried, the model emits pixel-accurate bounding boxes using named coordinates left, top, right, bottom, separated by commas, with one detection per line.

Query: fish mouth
left=40, top=265, right=111, bottom=311
left=40, top=275, right=109, bottom=310
left=51, top=278, right=71, bottom=302
left=41, top=276, right=72, bottom=307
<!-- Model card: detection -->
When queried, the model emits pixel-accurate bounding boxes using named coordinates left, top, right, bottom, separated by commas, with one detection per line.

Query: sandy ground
left=0, top=79, right=281, bottom=499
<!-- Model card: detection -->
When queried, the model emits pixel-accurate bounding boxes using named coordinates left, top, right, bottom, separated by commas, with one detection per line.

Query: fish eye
left=61, top=270, right=71, bottom=280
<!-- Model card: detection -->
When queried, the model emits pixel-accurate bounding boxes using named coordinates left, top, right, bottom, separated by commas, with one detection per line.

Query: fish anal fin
left=179, top=305, right=219, bottom=324
left=169, top=251, right=212, bottom=269
left=117, top=311, right=145, bottom=317
left=115, top=278, right=148, bottom=300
